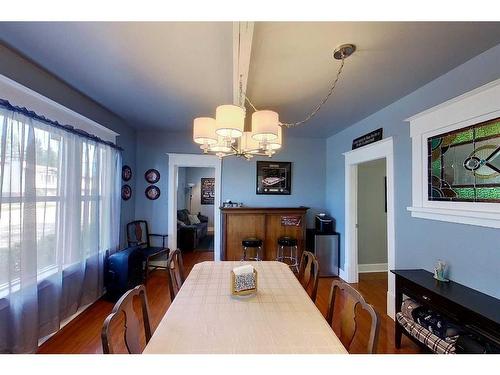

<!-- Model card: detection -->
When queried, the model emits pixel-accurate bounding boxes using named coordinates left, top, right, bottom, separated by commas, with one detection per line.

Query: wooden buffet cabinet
left=221, top=207, right=309, bottom=261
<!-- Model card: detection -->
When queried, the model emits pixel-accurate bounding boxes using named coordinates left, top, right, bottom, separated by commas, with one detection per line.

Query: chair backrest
left=101, top=284, right=152, bottom=354
left=167, top=249, right=185, bottom=301
left=325, top=280, right=380, bottom=353
left=127, top=220, right=150, bottom=247
left=298, top=250, right=319, bottom=301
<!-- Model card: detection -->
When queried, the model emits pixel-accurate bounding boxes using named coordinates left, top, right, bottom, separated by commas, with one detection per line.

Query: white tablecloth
left=143, top=261, right=347, bottom=354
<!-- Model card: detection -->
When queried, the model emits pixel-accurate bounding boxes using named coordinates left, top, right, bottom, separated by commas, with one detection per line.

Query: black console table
left=392, top=269, right=500, bottom=352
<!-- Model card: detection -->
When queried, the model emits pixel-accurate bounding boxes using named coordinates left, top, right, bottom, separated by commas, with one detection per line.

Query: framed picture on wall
left=201, top=177, right=215, bottom=205
left=256, top=161, right=291, bottom=195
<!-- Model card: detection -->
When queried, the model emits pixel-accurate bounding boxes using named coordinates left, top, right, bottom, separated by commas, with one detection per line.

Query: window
left=406, top=78, right=500, bottom=228
left=428, top=117, right=500, bottom=203
left=0, top=111, right=121, bottom=292
left=0, top=76, right=121, bottom=354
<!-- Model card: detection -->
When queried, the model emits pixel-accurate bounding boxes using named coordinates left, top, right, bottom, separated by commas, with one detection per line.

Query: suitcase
left=104, top=246, right=143, bottom=301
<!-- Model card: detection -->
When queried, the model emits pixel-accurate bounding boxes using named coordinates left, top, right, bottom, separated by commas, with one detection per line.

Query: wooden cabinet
left=392, top=269, right=500, bottom=353
left=221, top=207, right=309, bottom=261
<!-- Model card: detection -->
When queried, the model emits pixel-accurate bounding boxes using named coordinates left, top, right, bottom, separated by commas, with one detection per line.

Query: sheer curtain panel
left=0, top=105, right=121, bottom=353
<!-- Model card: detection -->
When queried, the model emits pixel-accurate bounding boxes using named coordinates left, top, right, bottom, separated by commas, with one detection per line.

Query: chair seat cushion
left=278, top=236, right=297, bottom=246
left=242, top=238, right=262, bottom=247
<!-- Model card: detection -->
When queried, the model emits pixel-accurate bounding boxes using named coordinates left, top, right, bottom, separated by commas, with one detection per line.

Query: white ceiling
left=1, top=22, right=499, bottom=138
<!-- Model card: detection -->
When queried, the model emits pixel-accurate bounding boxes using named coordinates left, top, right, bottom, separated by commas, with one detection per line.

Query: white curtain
left=0, top=106, right=121, bottom=353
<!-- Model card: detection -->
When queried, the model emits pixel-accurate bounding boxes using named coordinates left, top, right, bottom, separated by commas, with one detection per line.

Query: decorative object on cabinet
left=145, top=169, right=160, bottom=184
left=433, top=259, right=449, bottom=282
left=145, top=185, right=160, bottom=200
left=222, top=200, right=242, bottom=208
left=256, top=161, right=291, bottom=195
left=121, top=184, right=132, bottom=201
left=122, top=165, right=132, bottom=181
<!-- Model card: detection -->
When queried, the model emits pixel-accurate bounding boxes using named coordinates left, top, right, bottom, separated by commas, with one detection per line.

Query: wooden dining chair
left=101, top=284, right=152, bottom=354
left=167, top=249, right=185, bottom=301
left=297, top=250, right=319, bottom=302
left=326, top=280, right=380, bottom=353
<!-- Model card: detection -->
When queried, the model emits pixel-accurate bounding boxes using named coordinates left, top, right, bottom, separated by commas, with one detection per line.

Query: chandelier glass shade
left=192, top=106, right=283, bottom=159
left=192, top=42, right=355, bottom=159
left=251, top=110, right=279, bottom=141
left=215, top=104, right=245, bottom=138
left=193, top=117, right=217, bottom=145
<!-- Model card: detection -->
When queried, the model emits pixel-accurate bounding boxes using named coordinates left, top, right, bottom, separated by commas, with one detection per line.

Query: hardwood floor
left=37, top=254, right=421, bottom=354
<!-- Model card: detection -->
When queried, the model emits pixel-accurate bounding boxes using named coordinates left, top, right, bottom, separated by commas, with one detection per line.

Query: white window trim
left=406, top=78, right=500, bottom=228
left=0, top=73, right=118, bottom=143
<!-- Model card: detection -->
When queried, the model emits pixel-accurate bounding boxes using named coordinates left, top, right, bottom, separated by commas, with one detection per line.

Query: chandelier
left=192, top=43, right=356, bottom=159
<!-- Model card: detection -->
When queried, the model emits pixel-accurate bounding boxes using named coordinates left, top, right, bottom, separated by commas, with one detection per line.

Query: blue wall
left=325, top=44, right=500, bottom=298
left=222, top=136, right=326, bottom=227
left=134, top=131, right=327, bottom=236
left=134, top=131, right=198, bottom=239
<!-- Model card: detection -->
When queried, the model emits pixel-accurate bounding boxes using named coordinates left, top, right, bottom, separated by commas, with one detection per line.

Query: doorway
left=177, top=166, right=215, bottom=254
left=167, top=153, right=222, bottom=261
left=357, top=159, right=388, bottom=274
left=343, top=137, right=396, bottom=319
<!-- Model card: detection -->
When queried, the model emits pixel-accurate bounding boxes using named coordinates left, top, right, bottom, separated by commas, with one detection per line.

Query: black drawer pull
left=422, top=295, right=430, bottom=301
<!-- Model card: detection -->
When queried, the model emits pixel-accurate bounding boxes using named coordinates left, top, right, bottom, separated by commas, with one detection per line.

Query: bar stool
left=241, top=237, right=263, bottom=261
left=276, top=236, right=299, bottom=273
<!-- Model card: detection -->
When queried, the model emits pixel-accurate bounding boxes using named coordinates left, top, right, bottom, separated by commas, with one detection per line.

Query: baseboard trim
left=339, top=268, right=348, bottom=281
left=387, top=291, right=395, bottom=320
left=358, top=263, right=388, bottom=273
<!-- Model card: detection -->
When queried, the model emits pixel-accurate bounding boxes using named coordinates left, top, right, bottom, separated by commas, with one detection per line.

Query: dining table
left=143, top=261, right=348, bottom=354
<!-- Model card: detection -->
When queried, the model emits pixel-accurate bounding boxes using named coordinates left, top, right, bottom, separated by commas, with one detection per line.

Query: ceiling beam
left=233, top=22, right=254, bottom=107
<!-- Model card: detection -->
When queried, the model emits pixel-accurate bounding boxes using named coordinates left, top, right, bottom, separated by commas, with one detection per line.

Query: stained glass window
left=428, top=116, right=500, bottom=202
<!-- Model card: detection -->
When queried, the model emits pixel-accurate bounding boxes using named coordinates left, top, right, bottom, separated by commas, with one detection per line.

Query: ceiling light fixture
left=192, top=43, right=356, bottom=159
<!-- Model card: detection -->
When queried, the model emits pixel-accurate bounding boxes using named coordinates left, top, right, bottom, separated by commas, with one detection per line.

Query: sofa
left=177, top=209, right=208, bottom=251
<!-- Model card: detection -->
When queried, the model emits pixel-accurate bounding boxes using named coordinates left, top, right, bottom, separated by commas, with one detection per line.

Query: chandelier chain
left=243, top=56, right=346, bottom=128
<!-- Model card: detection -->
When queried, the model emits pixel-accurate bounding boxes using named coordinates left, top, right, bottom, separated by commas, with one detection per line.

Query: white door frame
left=167, top=153, right=222, bottom=261
left=343, top=137, right=396, bottom=319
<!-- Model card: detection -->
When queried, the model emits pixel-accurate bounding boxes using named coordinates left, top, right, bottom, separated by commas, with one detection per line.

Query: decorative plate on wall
left=122, top=165, right=132, bottom=181
left=145, top=169, right=160, bottom=184
left=145, top=185, right=160, bottom=200
left=121, top=184, right=132, bottom=201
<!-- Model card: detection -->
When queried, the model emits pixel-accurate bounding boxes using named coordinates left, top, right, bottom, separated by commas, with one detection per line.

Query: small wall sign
left=352, top=128, right=383, bottom=150
left=281, top=215, right=302, bottom=226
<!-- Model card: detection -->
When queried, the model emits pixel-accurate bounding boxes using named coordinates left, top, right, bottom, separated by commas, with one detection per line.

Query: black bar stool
left=276, top=236, right=299, bottom=272
left=241, top=237, right=263, bottom=261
